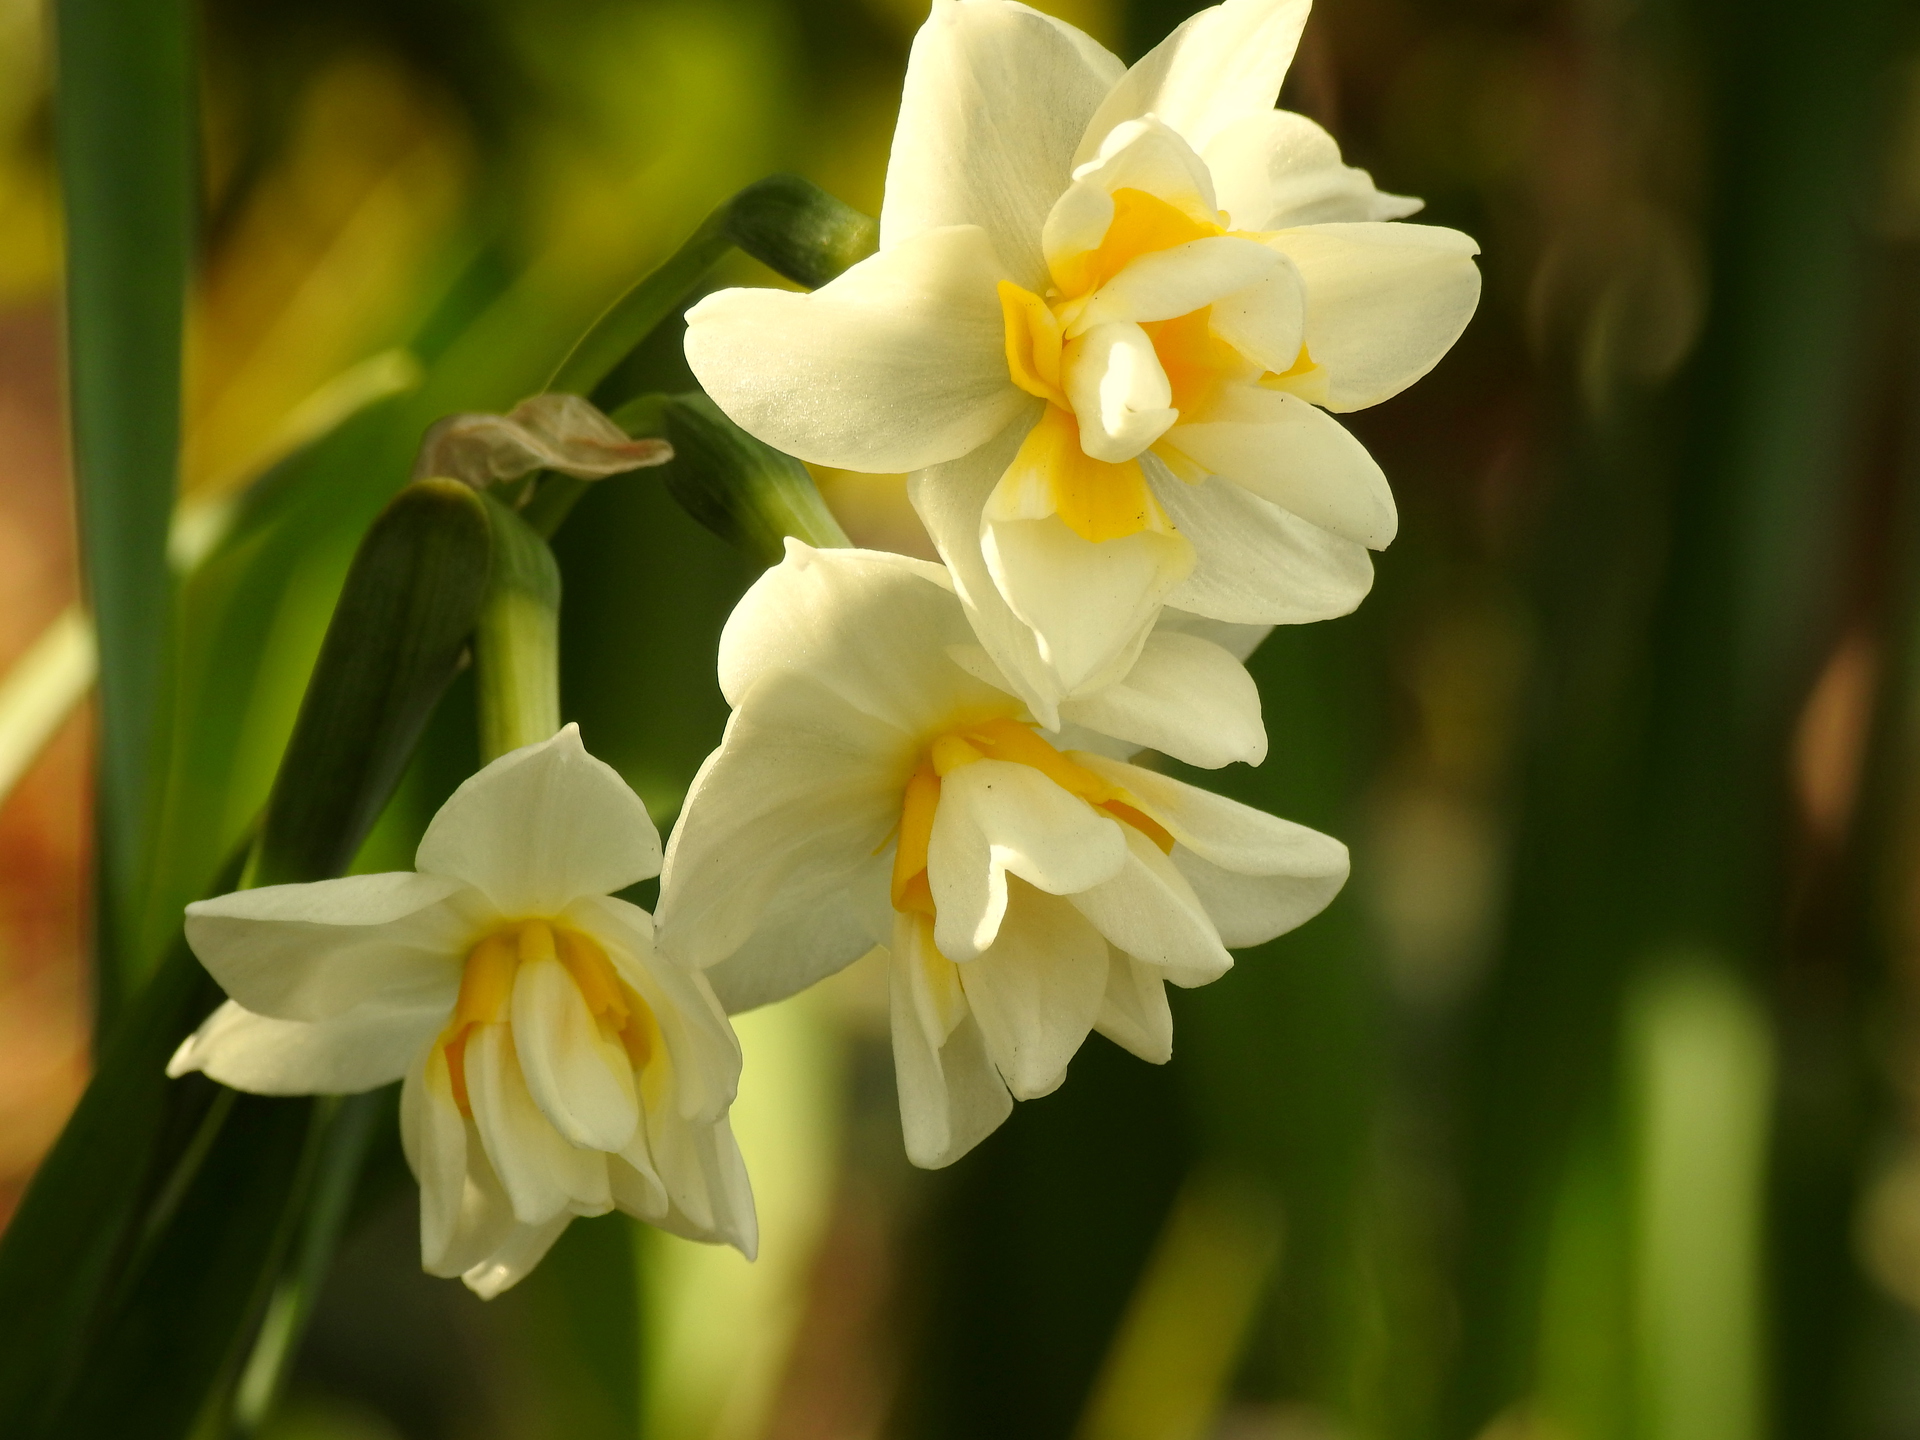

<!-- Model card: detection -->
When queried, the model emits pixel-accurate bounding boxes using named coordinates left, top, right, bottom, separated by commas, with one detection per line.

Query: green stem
left=475, top=493, right=563, bottom=762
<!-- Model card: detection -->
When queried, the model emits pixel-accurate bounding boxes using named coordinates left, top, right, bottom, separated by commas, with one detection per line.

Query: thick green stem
left=475, top=493, right=563, bottom=762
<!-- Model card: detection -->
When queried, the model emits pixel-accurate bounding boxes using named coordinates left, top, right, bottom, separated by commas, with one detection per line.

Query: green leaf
left=253, top=479, right=494, bottom=886
left=53, top=0, right=194, bottom=1028
left=0, top=853, right=239, bottom=1435
left=0, top=480, right=497, bottom=1437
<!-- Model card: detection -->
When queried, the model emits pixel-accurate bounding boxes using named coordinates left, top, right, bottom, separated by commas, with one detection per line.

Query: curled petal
left=1205, top=110, right=1422, bottom=231
left=1149, top=464, right=1374, bottom=625
left=1163, top=385, right=1397, bottom=548
left=413, top=393, right=670, bottom=486
left=465, top=1023, right=611, bottom=1225
left=1044, top=117, right=1220, bottom=275
left=889, top=914, right=1012, bottom=1169
left=1056, top=629, right=1265, bottom=769
left=184, top=871, right=469, bottom=1024
left=958, top=881, right=1110, bottom=1100
left=1068, top=826, right=1234, bottom=983
left=1075, top=0, right=1310, bottom=163
left=927, top=759, right=1130, bottom=960
left=687, top=225, right=1027, bottom=474
left=1063, top=323, right=1177, bottom=461
left=511, top=954, right=639, bottom=1153
left=1074, top=755, right=1351, bottom=946
left=884, top=0, right=1125, bottom=285
left=168, top=999, right=441, bottom=1095
left=982, top=508, right=1191, bottom=698
left=1094, top=949, right=1175, bottom=1064
left=460, top=1215, right=574, bottom=1300
left=1266, top=222, right=1482, bottom=412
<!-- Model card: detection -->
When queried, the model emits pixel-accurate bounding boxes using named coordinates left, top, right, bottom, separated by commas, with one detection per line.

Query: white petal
left=1056, top=628, right=1265, bottom=769
left=1062, top=322, right=1177, bottom=461
left=1075, top=0, right=1310, bottom=163
left=631, top=1106, right=759, bottom=1257
left=910, top=421, right=1077, bottom=725
left=1204, top=110, right=1423, bottom=231
left=687, top=225, right=1026, bottom=473
left=416, top=724, right=661, bottom=916
left=1267, top=222, right=1481, bottom=411
left=1068, top=827, right=1234, bottom=982
left=465, top=1023, right=611, bottom=1225
left=702, top=883, right=891, bottom=1015
left=1149, top=462, right=1374, bottom=624
left=168, top=999, right=440, bottom=1095
left=401, top=1046, right=492, bottom=1276
left=184, top=871, right=469, bottom=1023
left=1075, top=236, right=1291, bottom=335
left=1156, top=608, right=1274, bottom=662
left=958, top=880, right=1110, bottom=1099
left=928, top=759, right=1129, bottom=961
left=569, top=894, right=744, bottom=1124
left=982, top=509, right=1192, bottom=694
left=715, top=541, right=996, bottom=725
left=510, top=955, right=639, bottom=1153
left=884, top=0, right=1125, bottom=287
left=1075, top=756, right=1350, bottom=944
left=1164, top=384, right=1397, bottom=547
left=461, top=1215, right=574, bottom=1299
left=889, top=915, right=1013, bottom=1169
left=1093, top=950, right=1174, bottom=1064
left=652, top=684, right=906, bottom=982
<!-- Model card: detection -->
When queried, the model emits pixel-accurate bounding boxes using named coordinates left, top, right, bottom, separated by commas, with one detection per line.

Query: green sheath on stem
left=635, top=392, right=850, bottom=564
left=475, top=492, right=563, bottom=762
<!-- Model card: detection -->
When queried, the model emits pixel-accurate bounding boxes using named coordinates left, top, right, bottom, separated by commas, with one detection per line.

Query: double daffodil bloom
left=654, top=543, right=1348, bottom=1168
left=686, top=0, right=1480, bottom=722
left=169, top=727, right=755, bottom=1297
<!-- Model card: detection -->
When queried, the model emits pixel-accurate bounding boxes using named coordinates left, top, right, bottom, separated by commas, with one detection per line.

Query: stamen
left=438, top=919, right=655, bottom=1116
left=888, top=718, right=1178, bottom=918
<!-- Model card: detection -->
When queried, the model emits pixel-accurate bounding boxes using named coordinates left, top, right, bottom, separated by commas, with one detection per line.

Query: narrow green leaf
left=0, top=850, right=241, bottom=1434
left=253, top=479, right=493, bottom=886
left=54, top=0, right=194, bottom=1027
left=0, top=479, right=496, bottom=1437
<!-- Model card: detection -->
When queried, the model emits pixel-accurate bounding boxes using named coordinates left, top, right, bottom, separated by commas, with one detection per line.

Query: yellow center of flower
left=888, top=715, right=1174, bottom=918
left=439, top=918, right=654, bottom=1117
left=998, top=187, right=1320, bottom=541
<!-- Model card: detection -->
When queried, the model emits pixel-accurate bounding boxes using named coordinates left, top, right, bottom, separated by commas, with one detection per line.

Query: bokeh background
left=4, top=0, right=1920, bottom=1435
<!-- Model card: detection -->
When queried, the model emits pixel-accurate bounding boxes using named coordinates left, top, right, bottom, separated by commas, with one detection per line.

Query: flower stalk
left=475, top=493, right=563, bottom=763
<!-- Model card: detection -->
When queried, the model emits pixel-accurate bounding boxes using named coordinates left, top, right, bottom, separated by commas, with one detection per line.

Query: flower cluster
left=172, top=0, right=1474, bottom=1295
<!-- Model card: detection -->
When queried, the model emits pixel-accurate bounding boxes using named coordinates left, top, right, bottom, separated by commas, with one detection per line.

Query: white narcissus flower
left=654, top=542, right=1348, bottom=1168
left=685, top=0, right=1481, bottom=724
left=168, top=726, right=756, bottom=1298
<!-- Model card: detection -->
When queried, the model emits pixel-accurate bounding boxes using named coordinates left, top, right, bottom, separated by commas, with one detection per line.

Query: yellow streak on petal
left=891, top=761, right=943, bottom=916
left=886, top=717, right=1176, bottom=919
left=1052, top=187, right=1222, bottom=299
left=999, top=281, right=1067, bottom=407
left=1000, top=407, right=1172, bottom=545
left=440, top=918, right=659, bottom=1117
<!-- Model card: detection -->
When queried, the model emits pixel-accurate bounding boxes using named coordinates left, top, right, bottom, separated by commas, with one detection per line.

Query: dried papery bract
left=413, top=392, right=672, bottom=488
